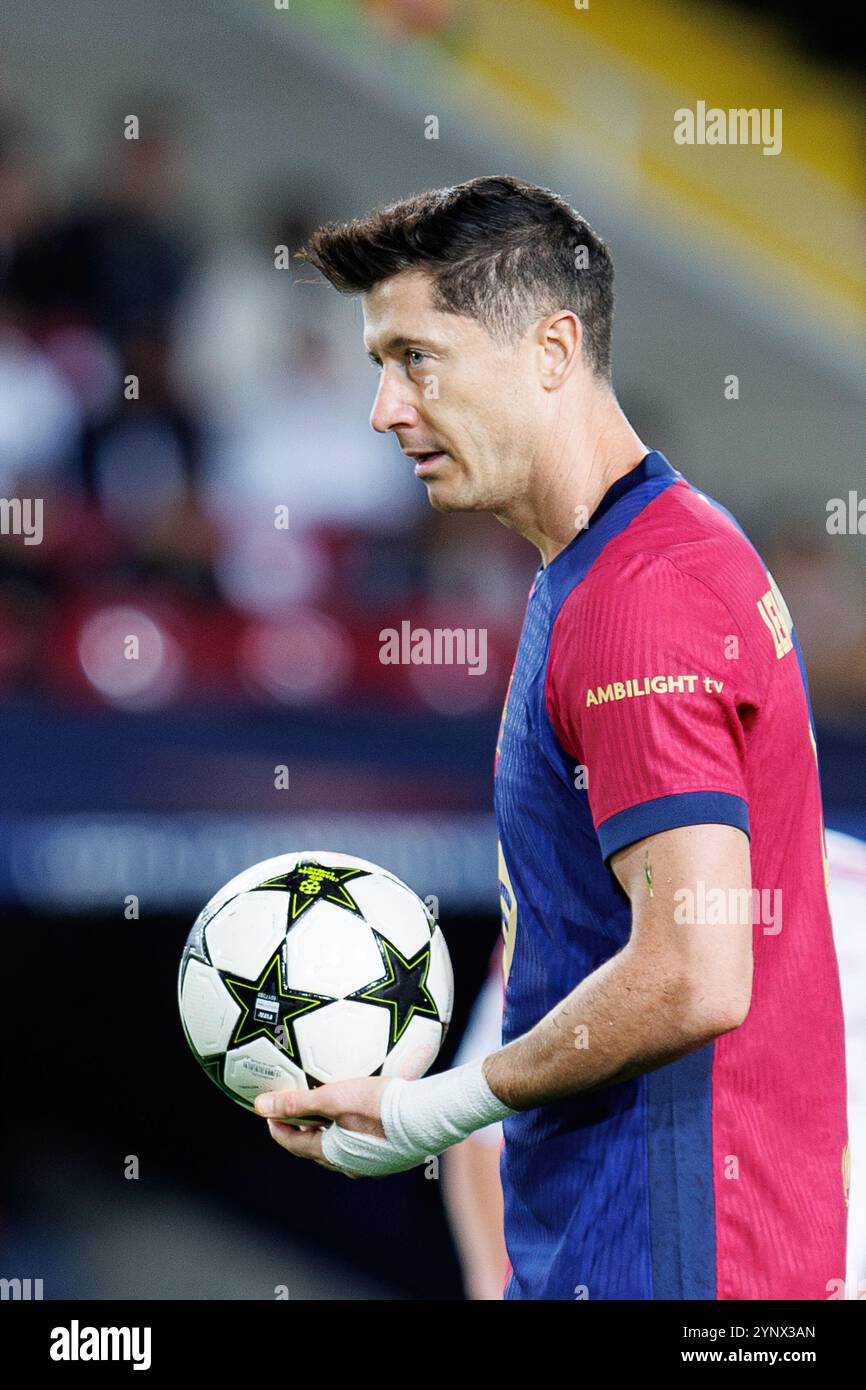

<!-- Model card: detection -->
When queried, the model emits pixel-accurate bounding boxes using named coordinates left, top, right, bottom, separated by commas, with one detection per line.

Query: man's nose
left=370, top=367, right=420, bottom=435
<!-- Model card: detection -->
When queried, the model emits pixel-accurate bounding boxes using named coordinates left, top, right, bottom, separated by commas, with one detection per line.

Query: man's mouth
left=412, top=451, right=448, bottom=476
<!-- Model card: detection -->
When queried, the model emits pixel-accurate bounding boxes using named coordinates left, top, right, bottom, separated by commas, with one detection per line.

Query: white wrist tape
left=320, top=1059, right=517, bottom=1177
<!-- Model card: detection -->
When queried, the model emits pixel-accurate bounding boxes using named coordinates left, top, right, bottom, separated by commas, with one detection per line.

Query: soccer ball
left=178, top=851, right=454, bottom=1111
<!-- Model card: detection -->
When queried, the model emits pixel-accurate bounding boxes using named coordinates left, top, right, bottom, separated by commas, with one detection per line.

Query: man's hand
left=253, top=1060, right=517, bottom=1178
left=254, top=1076, right=391, bottom=1177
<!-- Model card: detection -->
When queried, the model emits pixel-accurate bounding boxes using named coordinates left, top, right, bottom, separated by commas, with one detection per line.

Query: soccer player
left=253, top=176, right=848, bottom=1300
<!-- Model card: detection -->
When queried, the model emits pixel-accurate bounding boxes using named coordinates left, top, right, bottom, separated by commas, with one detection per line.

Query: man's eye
left=407, top=350, right=427, bottom=367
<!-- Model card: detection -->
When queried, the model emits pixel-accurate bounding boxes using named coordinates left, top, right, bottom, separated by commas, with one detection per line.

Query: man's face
left=362, top=270, right=540, bottom=512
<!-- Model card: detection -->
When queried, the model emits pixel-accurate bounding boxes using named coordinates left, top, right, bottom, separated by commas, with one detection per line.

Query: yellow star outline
left=223, top=950, right=334, bottom=1057
left=353, top=938, right=439, bottom=1046
left=255, top=863, right=370, bottom=923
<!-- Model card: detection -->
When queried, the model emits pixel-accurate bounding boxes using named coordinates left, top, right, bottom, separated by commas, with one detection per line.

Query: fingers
left=254, top=1084, right=341, bottom=1123
left=265, top=1117, right=324, bottom=1159
left=253, top=1080, right=387, bottom=1178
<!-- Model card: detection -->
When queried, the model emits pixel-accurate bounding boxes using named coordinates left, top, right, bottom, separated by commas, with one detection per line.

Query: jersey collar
left=539, top=450, right=678, bottom=575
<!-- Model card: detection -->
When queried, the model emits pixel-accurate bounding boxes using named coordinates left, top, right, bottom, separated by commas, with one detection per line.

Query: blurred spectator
left=4, top=95, right=201, bottom=503
left=0, top=327, right=81, bottom=492
left=172, top=184, right=331, bottom=419
left=0, top=107, right=82, bottom=489
left=7, top=95, right=196, bottom=352
left=171, top=182, right=424, bottom=617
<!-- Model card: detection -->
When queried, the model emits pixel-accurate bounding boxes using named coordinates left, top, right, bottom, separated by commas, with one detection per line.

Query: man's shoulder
left=595, top=477, right=757, bottom=568
left=570, top=479, right=769, bottom=619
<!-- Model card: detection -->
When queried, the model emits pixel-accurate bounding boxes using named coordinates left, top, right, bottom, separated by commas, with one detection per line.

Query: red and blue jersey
left=494, top=450, right=848, bottom=1300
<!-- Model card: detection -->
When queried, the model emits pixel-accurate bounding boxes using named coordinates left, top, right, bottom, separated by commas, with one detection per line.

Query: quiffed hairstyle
left=297, top=175, right=615, bottom=379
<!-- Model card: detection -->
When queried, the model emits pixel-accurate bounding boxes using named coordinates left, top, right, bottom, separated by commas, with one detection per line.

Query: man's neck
left=496, top=395, right=649, bottom=568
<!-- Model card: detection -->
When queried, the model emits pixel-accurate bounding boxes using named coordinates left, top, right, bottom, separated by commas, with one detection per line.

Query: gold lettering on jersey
left=584, top=673, right=726, bottom=707
left=766, top=567, right=793, bottom=631
left=498, top=840, right=518, bottom=987
left=757, top=586, right=793, bottom=659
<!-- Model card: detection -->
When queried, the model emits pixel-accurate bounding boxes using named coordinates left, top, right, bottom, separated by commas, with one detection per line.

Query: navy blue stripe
left=544, top=451, right=681, bottom=612
left=598, top=791, right=750, bottom=861
left=646, top=1044, right=718, bottom=1298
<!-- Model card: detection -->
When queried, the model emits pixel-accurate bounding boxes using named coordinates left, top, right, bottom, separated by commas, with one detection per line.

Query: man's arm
left=485, top=821, right=753, bottom=1109
left=254, top=821, right=753, bottom=1175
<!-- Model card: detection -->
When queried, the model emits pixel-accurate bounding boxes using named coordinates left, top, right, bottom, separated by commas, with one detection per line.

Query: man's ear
left=538, top=310, right=583, bottom=387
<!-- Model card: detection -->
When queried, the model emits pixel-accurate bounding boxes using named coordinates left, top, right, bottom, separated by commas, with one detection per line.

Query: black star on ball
left=253, top=862, right=371, bottom=923
left=222, top=950, right=335, bottom=1060
left=346, top=934, right=439, bottom=1046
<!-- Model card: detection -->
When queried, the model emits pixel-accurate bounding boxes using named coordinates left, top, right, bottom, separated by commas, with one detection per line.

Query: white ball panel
left=223, top=1036, right=308, bottom=1104
left=348, top=873, right=431, bottom=957
left=204, top=891, right=288, bottom=976
left=196, top=852, right=303, bottom=926
left=295, top=1000, right=390, bottom=1082
left=381, top=1014, right=443, bottom=1079
left=426, top=926, right=454, bottom=1024
left=180, top=958, right=241, bottom=1056
left=283, top=903, right=384, bottom=996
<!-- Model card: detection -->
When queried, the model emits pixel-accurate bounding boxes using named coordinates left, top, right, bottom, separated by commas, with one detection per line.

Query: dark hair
left=296, top=175, right=615, bottom=379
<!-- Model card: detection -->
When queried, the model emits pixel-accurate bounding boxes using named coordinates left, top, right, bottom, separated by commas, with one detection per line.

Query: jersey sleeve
left=545, top=551, right=760, bottom=861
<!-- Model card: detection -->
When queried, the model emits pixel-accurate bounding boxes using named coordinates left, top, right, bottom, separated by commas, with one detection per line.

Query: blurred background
left=0, top=0, right=864, bottom=1299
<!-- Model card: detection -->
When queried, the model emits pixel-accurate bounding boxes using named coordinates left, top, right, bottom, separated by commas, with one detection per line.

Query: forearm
left=484, top=940, right=726, bottom=1112
left=317, top=943, right=729, bottom=1176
